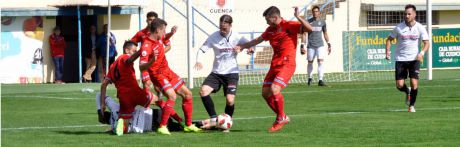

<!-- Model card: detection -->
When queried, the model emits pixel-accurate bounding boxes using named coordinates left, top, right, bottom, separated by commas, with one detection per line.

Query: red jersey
left=133, top=28, right=172, bottom=79
left=139, top=37, right=169, bottom=74
left=261, top=19, right=301, bottom=67
left=131, top=27, right=171, bottom=45
left=49, top=34, right=67, bottom=57
left=105, top=54, right=140, bottom=94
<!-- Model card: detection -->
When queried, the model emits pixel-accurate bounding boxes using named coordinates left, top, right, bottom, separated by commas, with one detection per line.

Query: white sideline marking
left=3, top=107, right=460, bottom=131
left=2, top=124, right=105, bottom=130
left=4, top=95, right=92, bottom=100
left=3, top=84, right=456, bottom=100
left=236, top=84, right=454, bottom=96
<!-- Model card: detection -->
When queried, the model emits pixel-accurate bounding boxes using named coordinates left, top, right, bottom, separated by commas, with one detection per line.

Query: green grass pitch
left=2, top=69, right=460, bottom=146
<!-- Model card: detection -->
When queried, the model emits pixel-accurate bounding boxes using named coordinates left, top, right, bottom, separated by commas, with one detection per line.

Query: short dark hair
left=220, top=14, right=233, bottom=24
left=263, top=6, right=280, bottom=17
left=123, top=40, right=137, bottom=53
left=149, top=18, right=168, bottom=33
left=53, top=26, right=61, bottom=31
left=146, top=11, right=158, bottom=18
left=405, top=4, right=416, bottom=11
left=312, top=6, right=320, bottom=12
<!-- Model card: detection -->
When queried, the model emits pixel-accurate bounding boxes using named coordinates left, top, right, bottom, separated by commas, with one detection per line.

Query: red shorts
left=150, top=69, right=184, bottom=92
left=118, top=88, right=153, bottom=119
left=263, top=64, right=296, bottom=88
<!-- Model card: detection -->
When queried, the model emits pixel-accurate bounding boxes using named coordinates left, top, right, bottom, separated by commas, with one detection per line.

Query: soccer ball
left=217, top=113, right=233, bottom=130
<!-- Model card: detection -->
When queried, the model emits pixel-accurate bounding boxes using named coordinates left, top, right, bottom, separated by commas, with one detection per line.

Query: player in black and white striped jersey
left=194, top=14, right=253, bottom=130
left=385, top=4, right=430, bottom=113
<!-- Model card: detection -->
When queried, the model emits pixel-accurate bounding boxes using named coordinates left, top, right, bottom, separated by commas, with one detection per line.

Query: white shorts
left=95, top=93, right=152, bottom=133
left=307, top=46, right=326, bottom=61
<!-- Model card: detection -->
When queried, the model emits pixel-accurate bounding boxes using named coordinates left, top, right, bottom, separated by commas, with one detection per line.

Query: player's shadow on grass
left=55, top=130, right=109, bottom=135
left=203, top=129, right=260, bottom=133
left=65, top=112, right=95, bottom=115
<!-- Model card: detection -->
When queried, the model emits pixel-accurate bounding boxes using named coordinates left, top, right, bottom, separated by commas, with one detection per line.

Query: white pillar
left=186, top=0, right=194, bottom=88
left=427, top=0, right=433, bottom=80
left=106, top=0, right=111, bottom=75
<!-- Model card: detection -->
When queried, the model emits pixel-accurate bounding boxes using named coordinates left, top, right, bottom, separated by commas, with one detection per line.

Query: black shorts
left=202, top=73, right=239, bottom=96
left=395, top=60, right=420, bottom=80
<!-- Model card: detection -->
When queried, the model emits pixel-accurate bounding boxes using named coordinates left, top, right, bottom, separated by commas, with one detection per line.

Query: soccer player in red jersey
left=235, top=6, right=312, bottom=133
left=130, top=11, right=185, bottom=127
left=131, top=11, right=177, bottom=93
left=99, top=41, right=156, bottom=136
left=139, top=18, right=201, bottom=135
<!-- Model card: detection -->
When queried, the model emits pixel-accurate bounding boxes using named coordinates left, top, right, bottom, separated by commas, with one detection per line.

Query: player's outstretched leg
left=200, top=85, right=218, bottom=128
left=156, top=99, right=184, bottom=125
left=263, top=85, right=289, bottom=133
left=157, top=89, right=177, bottom=135
left=178, top=85, right=202, bottom=133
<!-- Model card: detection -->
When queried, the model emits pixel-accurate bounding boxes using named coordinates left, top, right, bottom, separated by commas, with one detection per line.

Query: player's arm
left=417, top=26, right=430, bottom=61
left=125, top=50, right=141, bottom=64
left=323, top=27, right=331, bottom=55
left=386, top=27, right=399, bottom=60
left=237, top=36, right=255, bottom=55
left=300, top=31, right=307, bottom=55
left=417, top=40, right=430, bottom=61
left=194, top=47, right=208, bottom=70
left=163, top=39, right=172, bottom=53
left=235, top=36, right=264, bottom=52
left=194, top=37, right=214, bottom=70
left=164, top=26, right=177, bottom=41
left=294, top=7, right=312, bottom=33
left=385, top=36, right=395, bottom=60
left=139, top=53, right=156, bottom=71
left=164, top=45, right=172, bottom=53
left=100, top=79, right=111, bottom=112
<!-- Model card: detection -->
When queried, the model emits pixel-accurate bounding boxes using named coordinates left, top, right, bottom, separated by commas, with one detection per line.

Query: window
left=367, top=11, right=438, bottom=26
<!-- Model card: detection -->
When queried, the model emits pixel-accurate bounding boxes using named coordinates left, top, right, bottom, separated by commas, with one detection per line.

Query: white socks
left=307, top=62, right=313, bottom=78
left=318, top=62, right=324, bottom=81
left=307, top=61, right=325, bottom=81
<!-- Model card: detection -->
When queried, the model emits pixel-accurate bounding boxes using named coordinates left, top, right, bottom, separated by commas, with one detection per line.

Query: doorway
left=56, top=15, right=97, bottom=83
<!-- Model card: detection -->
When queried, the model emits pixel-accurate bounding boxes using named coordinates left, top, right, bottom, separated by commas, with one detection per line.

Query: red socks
left=159, top=99, right=175, bottom=127
left=157, top=99, right=183, bottom=123
left=266, top=93, right=285, bottom=119
left=182, top=98, right=193, bottom=126
left=273, top=93, right=285, bottom=118
left=265, top=95, right=278, bottom=114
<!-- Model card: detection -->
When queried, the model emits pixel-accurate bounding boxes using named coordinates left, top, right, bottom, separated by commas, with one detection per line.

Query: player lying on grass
left=96, top=93, right=186, bottom=133
left=100, top=40, right=157, bottom=136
